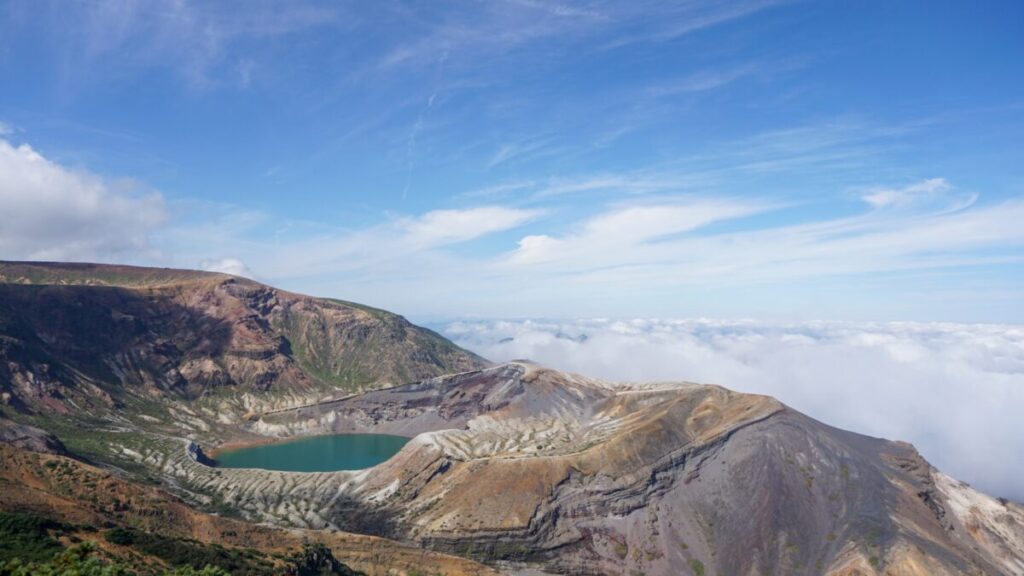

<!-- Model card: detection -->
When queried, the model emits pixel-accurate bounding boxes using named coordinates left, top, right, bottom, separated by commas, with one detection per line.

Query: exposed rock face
left=0, top=419, right=68, bottom=455
left=2, top=261, right=1021, bottom=575
left=139, top=364, right=1023, bottom=576
left=0, top=261, right=487, bottom=417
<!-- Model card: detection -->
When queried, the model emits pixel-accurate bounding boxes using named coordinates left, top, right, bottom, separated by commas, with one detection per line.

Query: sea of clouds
left=442, top=318, right=1024, bottom=501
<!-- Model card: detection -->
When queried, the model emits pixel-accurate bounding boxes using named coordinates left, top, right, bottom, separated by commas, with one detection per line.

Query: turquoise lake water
left=213, top=434, right=410, bottom=472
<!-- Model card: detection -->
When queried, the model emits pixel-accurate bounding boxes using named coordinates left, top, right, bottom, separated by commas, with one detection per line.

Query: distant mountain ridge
left=0, top=261, right=488, bottom=418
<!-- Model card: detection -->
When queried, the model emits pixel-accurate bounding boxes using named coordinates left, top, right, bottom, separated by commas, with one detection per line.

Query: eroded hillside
left=2, top=262, right=1022, bottom=576
left=0, top=439, right=498, bottom=576
left=62, top=363, right=1024, bottom=576
left=0, top=261, right=487, bottom=419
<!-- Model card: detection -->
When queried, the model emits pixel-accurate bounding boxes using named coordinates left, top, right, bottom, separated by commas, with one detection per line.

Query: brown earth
left=0, top=442, right=498, bottom=576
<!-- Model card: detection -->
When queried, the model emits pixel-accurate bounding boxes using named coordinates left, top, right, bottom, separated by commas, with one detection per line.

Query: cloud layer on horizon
left=443, top=318, right=1024, bottom=502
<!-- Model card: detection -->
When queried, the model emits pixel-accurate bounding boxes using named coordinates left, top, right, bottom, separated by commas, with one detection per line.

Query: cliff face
left=0, top=261, right=488, bottom=416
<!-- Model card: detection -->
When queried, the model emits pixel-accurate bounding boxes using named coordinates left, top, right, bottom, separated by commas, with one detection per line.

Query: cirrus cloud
left=507, top=199, right=765, bottom=266
left=497, top=178, right=1024, bottom=294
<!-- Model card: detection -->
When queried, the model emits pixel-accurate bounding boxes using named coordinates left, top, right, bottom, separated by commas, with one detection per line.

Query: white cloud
left=500, top=179, right=1024, bottom=286
left=443, top=318, right=1024, bottom=502
left=583, top=202, right=752, bottom=239
left=458, top=180, right=537, bottom=199
left=859, top=177, right=971, bottom=210
left=163, top=203, right=542, bottom=282
left=41, top=0, right=339, bottom=89
left=507, top=199, right=768, bottom=265
left=377, top=0, right=780, bottom=70
left=399, top=206, right=542, bottom=247
left=0, top=138, right=166, bottom=261
left=5, top=126, right=1015, bottom=325
left=649, top=65, right=757, bottom=96
left=604, top=0, right=786, bottom=48
left=154, top=176, right=1022, bottom=322
left=487, top=136, right=556, bottom=168
left=533, top=173, right=698, bottom=198
left=199, top=257, right=251, bottom=277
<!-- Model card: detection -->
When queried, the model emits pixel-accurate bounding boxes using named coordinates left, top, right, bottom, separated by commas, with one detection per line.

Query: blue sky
left=1, top=0, right=1023, bottom=322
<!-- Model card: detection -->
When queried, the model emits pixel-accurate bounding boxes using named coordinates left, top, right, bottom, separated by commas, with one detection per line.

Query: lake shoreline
left=209, top=433, right=413, bottom=472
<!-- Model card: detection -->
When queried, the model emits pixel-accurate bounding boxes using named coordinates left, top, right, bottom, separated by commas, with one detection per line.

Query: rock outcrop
left=0, top=419, right=68, bottom=455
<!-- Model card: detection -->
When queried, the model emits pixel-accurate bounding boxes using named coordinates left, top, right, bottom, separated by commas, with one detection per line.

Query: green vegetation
left=0, top=537, right=366, bottom=576
left=0, top=542, right=227, bottom=576
left=690, top=558, right=705, bottom=576
left=0, top=511, right=366, bottom=576
left=0, top=513, right=64, bottom=564
left=103, top=528, right=275, bottom=575
left=0, top=262, right=213, bottom=289
left=325, top=299, right=391, bottom=320
left=0, top=543, right=133, bottom=576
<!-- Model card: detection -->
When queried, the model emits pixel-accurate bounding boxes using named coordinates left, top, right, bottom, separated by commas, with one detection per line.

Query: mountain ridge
left=0, top=260, right=488, bottom=419
left=1, top=261, right=1021, bottom=575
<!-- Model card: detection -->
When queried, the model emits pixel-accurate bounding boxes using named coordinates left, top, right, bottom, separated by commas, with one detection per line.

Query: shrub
left=0, top=512, right=64, bottom=564
left=0, top=542, right=132, bottom=576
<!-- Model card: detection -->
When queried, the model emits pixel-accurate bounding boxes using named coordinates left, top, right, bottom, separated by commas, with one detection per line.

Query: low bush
left=0, top=512, right=65, bottom=564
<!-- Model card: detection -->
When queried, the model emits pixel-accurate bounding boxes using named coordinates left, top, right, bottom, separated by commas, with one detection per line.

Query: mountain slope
left=128, top=363, right=1023, bottom=576
left=0, top=261, right=488, bottom=418
left=0, top=438, right=498, bottom=576
left=1, top=262, right=1021, bottom=575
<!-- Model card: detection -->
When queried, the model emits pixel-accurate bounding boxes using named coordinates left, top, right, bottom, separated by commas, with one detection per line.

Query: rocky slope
left=0, top=261, right=487, bottom=420
left=2, top=262, right=1021, bottom=576
left=0, top=438, right=498, bottom=576
left=103, top=363, right=1023, bottom=576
